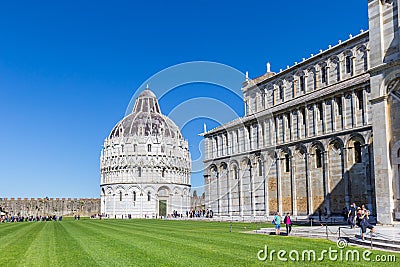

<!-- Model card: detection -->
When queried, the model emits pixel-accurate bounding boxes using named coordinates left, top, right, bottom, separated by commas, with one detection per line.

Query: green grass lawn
left=0, top=218, right=398, bottom=266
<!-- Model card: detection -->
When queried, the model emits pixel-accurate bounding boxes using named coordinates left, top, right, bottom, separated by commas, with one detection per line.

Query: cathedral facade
left=203, top=0, right=400, bottom=224
left=100, top=88, right=191, bottom=218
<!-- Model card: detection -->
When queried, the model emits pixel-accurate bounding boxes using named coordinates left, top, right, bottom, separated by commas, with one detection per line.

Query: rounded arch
left=346, top=133, right=366, bottom=148
left=228, top=159, right=239, bottom=170
left=295, top=144, right=307, bottom=159
left=208, top=164, right=218, bottom=177
left=220, top=162, right=228, bottom=170
left=240, top=156, right=251, bottom=170
left=392, top=141, right=400, bottom=161
left=309, top=141, right=325, bottom=154
left=328, top=137, right=344, bottom=150
left=380, top=69, right=400, bottom=96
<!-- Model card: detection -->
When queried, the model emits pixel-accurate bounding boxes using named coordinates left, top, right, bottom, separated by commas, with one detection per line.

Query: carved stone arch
left=229, top=160, right=239, bottom=180
left=207, top=164, right=218, bottom=180
left=328, top=137, right=344, bottom=151
left=391, top=141, right=400, bottom=161
left=106, top=186, right=113, bottom=195
left=143, top=185, right=156, bottom=194
left=240, top=157, right=251, bottom=170
left=295, top=144, right=307, bottom=159
left=318, top=60, right=328, bottom=68
left=346, top=133, right=366, bottom=147
left=294, top=69, right=306, bottom=78
left=309, top=140, right=325, bottom=154
left=115, top=185, right=126, bottom=194
left=228, top=159, right=239, bottom=170
left=219, top=162, right=228, bottom=173
left=328, top=55, right=340, bottom=66
left=356, top=44, right=367, bottom=53
left=157, top=186, right=170, bottom=198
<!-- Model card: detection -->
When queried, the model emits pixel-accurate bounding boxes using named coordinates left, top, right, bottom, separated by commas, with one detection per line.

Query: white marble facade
left=100, top=88, right=191, bottom=218
left=204, top=0, right=400, bottom=224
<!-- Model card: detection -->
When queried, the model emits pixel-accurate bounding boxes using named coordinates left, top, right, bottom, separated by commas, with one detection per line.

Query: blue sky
left=0, top=1, right=368, bottom=198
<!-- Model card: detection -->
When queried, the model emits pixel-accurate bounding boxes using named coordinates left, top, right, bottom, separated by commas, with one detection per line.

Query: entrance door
left=159, top=200, right=167, bottom=217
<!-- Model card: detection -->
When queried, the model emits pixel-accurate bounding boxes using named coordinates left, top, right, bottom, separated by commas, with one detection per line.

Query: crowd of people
left=186, top=209, right=213, bottom=218
left=0, top=214, right=62, bottom=223
left=272, top=203, right=376, bottom=239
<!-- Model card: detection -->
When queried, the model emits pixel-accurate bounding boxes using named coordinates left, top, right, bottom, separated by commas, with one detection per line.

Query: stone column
left=351, top=56, right=356, bottom=76
left=291, top=154, right=297, bottom=216
left=363, top=88, right=368, bottom=125
left=326, top=66, right=330, bottom=85
left=342, top=148, right=350, bottom=208
left=305, top=106, right=310, bottom=137
left=331, top=98, right=336, bottom=132
left=276, top=157, right=282, bottom=214
left=263, top=159, right=269, bottom=215
left=341, top=94, right=346, bottom=130
left=290, top=112, right=294, bottom=141
left=351, top=90, right=357, bottom=127
left=305, top=153, right=313, bottom=215
left=371, top=96, right=394, bottom=224
left=313, top=103, right=317, bottom=136
left=275, top=116, right=280, bottom=144
left=322, top=101, right=326, bottom=134
left=338, top=60, right=343, bottom=81
left=323, top=151, right=331, bottom=215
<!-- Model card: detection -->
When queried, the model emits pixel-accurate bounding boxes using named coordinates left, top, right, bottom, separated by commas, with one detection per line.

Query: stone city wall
left=0, top=197, right=100, bottom=217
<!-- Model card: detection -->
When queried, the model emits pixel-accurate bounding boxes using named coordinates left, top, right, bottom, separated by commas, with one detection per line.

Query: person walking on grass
left=284, top=213, right=292, bottom=235
left=273, top=212, right=281, bottom=236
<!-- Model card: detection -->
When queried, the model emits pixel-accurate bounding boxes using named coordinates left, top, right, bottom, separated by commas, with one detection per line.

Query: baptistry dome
left=109, top=88, right=182, bottom=139
left=100, top=87, right=191, bottom=219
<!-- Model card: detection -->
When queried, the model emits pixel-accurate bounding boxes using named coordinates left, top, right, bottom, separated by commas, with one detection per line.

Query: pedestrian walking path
left=254, top=224, right=400, bottom=252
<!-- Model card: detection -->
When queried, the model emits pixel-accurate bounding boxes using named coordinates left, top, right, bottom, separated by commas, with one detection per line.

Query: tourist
left=356, top=206, right=375, bottom=240
left=273, top=212, right=281, bottom=236
left=283, top=213, right=292, bottom=235
left=348, top=203, right=357, bottom=228
left=342, top=207, right=348, bottom=222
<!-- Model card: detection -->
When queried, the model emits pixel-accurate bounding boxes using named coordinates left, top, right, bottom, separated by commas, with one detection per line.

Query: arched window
left=147, top=191, right=151, bottom=201
left=119, top=191, right=122, bottom=202
left=336, top=97, right=342, bottom=116
left=162, top=168, right=166, bottom=177
left=161, top=145, right=165, bottom=153
left=133, top=144, right=137, bottom=152
left=279, top=85, right=284, bottom=100
left=356, top=91, right=363, bottom=110
left=398, top=148, right=400, bottom=158
left=233, top=166, right=238, bottom=179
left=285, top=154, right=290, bottom=173
left=346, top=55, right=352, bottom=74
left=316, top=148, right=322, bottom=168
left=138, top=167, right=142, bottom=177
left=258, top=160, right=262, bottom=176
left=147, top=144, right=151, bottom=152
left=321, top=66, right=327, bottom=83
left=354, top=141, right=362, bottom=163
left=318, top=103, right=323, bottom=120
left=300, top=76, right=305, bottom=92
left=133, top=191, right=136, bottom=202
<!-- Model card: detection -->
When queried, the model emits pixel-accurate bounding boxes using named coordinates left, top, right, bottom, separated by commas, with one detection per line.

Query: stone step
left=354, top=234, right=400, bottom=246
left=348, top=237, right=400, bottom=252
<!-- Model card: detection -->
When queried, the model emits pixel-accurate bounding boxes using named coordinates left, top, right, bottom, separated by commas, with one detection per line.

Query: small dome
left=138, top=88, right=157, bottom=98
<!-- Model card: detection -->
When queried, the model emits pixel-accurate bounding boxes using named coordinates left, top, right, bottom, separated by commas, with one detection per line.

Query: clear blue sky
left=0, top=1, right=368, bottom=198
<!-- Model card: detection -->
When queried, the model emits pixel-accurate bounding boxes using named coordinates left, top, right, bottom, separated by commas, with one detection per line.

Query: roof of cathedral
left=109, top=88, right=182, bottom=139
